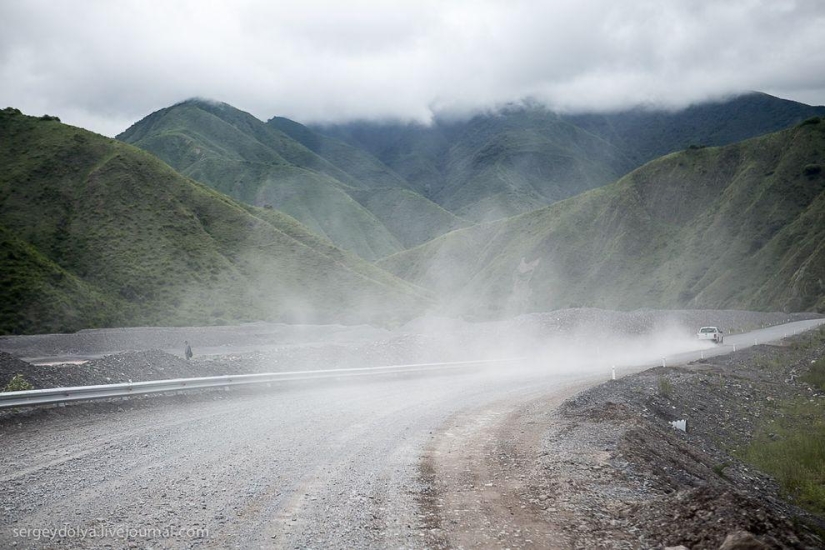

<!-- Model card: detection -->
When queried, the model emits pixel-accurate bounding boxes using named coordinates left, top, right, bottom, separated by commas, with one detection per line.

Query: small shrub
left=39, top=115, right=61, bottom=122
left=657, top=376, right=673, bottom=397
left=802, top=356, right=825, bottom=391
left=713, top=462, right=732, bottom=480
left=798, top=116, right=822, bottom=127
left=803, top=164, right=822, bottom=177
left=3, top=373, right=33, bottom=392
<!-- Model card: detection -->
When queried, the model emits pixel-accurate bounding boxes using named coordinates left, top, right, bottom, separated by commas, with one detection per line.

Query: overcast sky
left=2, top=0, right=824, bottom=137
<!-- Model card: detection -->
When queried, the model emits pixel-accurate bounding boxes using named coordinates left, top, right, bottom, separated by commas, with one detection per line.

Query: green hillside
left=566, top=92, right=825, bottom=167
left=318, top=93, right=825, bottom=222
left=267, top=115, right=410, bottom=190
left=119, top=100, right=465, bottom=258
left=379, top=119, right=825, bottom=316
left=267, top=115, right=469, bottom=247
left=0, top=108, right=429, bottom=334
left=435, top=108, right=631, bottom=221
left=318, top=109, right=629, bottom=222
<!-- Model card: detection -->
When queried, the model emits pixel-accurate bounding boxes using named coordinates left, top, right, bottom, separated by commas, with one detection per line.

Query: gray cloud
left=2, top=0, right=824, bottom=136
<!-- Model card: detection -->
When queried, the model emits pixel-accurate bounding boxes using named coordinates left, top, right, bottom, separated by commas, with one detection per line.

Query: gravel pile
left=0, top=350, right=251, bottom=390
left=1, top=309, right=821, bottom=391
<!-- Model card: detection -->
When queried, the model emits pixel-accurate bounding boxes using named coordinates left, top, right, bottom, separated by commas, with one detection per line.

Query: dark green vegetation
left=566, top=93, right=825, bottom=167
left=379, top=120, right=825, bottom=316
left=740, top=328, right=825, bottom=516
left=319, top=106, right=631, bottom=223
left=2, top=373, right=33, bottom=392
left=118, top=100, right=466, bottom=259
left=0, top=108, right=428, bottom=334
left=319, top=93, right=825, bottom=222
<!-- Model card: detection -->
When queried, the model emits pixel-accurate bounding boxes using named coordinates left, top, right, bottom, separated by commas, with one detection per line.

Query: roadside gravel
left=1, top=310, right=823, bottom=550
left=421, top=327, right=825, bottom=549
left=1, top=309, right=818, bottom=391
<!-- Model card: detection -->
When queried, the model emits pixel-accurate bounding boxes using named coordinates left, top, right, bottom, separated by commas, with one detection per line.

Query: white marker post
left=612, top=365, right=616, bottom=380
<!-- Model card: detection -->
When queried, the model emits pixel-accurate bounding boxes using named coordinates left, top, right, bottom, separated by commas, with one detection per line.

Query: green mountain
left=118, top=100, right=465, bottom=259
left=317, top=109, right=630, bottom=222
left=266, top=116, right=469, bottom=248
left=565, top=92, right=825, bottom=166
left=0, top=108, right=429, bottom=334
left=378, top=118, right=825, bottom=316
left=318, top=93, right=825, bottom=222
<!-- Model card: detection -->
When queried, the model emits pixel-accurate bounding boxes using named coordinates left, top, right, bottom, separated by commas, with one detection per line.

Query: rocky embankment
left=421, top=327, right=825, bottom=549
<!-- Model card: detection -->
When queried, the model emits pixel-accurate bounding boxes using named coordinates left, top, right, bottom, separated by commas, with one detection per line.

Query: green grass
left=740, top=398, right=825, bottom=516
left=802, top=357, right=825, bottom=391
left=712, top=461, right=732, bottom=480
left=657, top=376, right=674, bottom=397
left=2, top=373, right=33, bottom=392
left=791, top=326, right=825, bottom=354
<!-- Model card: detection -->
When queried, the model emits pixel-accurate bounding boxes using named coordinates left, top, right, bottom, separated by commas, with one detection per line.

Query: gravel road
left=0, top=311, right=822, bottom=549
left=0, top=367, right=595, bottom=549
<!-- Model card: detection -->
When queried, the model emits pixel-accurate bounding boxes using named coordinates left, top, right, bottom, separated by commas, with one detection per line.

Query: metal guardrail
left=0, top=358, right=516, bottom=409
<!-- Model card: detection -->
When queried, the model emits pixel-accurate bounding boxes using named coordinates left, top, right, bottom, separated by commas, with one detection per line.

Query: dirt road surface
left=1, top=316, right=822, bottom=548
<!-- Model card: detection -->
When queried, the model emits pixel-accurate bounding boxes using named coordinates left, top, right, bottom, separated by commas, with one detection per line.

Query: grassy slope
left=379, top=120, right=825, bottom=316
left=318, top=110, right=630, bottom=223
left=118, top=100, right=402, bottom=260
left=0, top=108, right=428, bottom=334
left=267, top=115, right=410, bottom=190
left=740, top=328, right=825, bottom=516
left=314, top=121, right=451, bottom=200
left=268, top=115, right=469, bottom=248
left=437, top=109, right=631, bottom=222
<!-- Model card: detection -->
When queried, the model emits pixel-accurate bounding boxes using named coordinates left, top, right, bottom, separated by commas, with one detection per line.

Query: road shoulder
left=420, top=336, right=825, bottom=549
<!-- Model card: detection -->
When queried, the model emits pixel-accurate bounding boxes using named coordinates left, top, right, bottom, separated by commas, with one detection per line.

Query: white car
left=697, top=326, right=724, bottom=344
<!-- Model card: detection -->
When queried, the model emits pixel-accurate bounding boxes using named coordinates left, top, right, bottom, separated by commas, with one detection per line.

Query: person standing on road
left=184, top=341, right=193, bottom=360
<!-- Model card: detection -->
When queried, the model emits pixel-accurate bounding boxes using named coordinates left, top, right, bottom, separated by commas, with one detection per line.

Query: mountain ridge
left=119, top=100, right=467, bottom=259
left=378, top=118, right=825, bottom=316
left=317, top=93, right=825, bottom=222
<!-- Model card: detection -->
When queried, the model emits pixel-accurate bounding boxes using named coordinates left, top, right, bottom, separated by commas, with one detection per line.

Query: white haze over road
left=1, top=0, right=824, bottom=136
left=1, top=320, right=821, bottom=549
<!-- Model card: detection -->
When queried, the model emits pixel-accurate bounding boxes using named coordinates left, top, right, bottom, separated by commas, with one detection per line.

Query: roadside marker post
left=612, top=366, right=616, bottom=380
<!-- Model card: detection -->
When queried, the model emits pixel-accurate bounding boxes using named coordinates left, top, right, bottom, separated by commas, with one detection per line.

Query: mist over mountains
left=318, top=93, right=825, bottom=222
left=2, top=92, right=824, bottom=333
